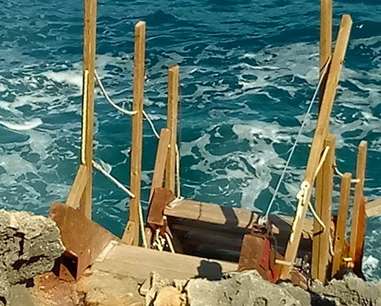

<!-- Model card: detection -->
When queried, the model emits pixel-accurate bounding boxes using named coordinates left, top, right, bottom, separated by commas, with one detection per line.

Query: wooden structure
left=51, top=0, right=378, bottom=286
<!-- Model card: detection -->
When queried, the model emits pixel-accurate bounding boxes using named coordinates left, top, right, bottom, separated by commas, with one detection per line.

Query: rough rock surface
left=310, top=273, right=381, bottom=305
left=0, top=209, right=65, bottom=306
left=75, top=270, right=145, bottom=306
left=144, top=271, right=381, bottom=306
left=186, top=270, right=301, bottom=306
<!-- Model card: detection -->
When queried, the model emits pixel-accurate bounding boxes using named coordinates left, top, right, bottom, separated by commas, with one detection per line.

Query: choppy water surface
left=0, top=0, right=380, bottom=279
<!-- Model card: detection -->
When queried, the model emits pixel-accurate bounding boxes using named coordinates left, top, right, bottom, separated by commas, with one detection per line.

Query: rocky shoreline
left=1, top=209, right=381, bottom=306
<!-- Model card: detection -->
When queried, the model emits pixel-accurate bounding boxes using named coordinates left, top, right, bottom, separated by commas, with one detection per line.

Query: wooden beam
left=280, top=15, right=352, bottom=279
left=312, top=134, right=335, bottom=282
left=366, top=198, right=381, bottom=218
left=67, top=165, right=88, bottom=209
left=79, top=0, right=97, bottom=219
left=150, top=128, right=171, bottom=201
left=349, top=141, right=367, bottom=269
left=122, top=21, right=146, bottom=245
left=165, top=65, right=179, bottom=194
left=331, top=172, right=351, bottom=278
left=319, top=0, right=332, bottom=108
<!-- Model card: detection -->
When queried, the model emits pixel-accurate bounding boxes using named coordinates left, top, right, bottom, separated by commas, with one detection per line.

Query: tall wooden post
left=331, top=172, right=352, bottom=278
left=165, top=65, right=179, bottom=194
left=80, top=0, right=97, bottom=219
left=349, top=141, right=367, bottom=273
left=319, top=0, right=332, bottom=110
left=122, top=21, right=146, bottom=245
left=312, top=134, right=335, bottom=282
left=280, top=15, right=352, bottom=279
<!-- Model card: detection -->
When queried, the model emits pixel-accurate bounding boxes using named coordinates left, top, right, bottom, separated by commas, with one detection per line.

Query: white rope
left=94, top=71, right=137, bottom=116
left=92, top=160, right=135, bottom=198
left=333, top=159, right=361, bottom=184
left=313, top=146, right=330, bottom=181
left=259, top=55, right=332, bottom=224
left=139, top=201, right=148, bottom=248
left=143, top=110, right=160, bottom=139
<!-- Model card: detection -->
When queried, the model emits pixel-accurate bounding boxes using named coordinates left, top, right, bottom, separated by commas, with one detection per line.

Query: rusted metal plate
left=49, top=202, right=116, bottom=280
left=147, top=187, right=175, bottom=227
left=238, top=230, right=278, bottom=283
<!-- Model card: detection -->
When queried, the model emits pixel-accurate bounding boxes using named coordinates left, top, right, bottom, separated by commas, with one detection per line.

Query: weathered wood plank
left=365, top=198, right=381, bottom=218
left=150, top=128, right=171, bottom=201
left=349, top=141, right=367, bottom=262
left=165, top=65, right=179, bottom=194
left=67, top=165, right=88, bottom=209
left=80, top=0, right=97, bottom=219
left=122, top=21, right=146, bottom=245
left=331, top=172, right=351, bottom=278
left=93, top=243, right=237, bottom=282
left=280, top=15, right=352, bottom=279
left=164, top=200, right=313, bottom=239
left=312, top=134, right=335, bottom=282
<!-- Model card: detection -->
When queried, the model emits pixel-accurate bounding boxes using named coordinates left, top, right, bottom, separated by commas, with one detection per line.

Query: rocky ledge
left=0, top=209, right=65, bottom=306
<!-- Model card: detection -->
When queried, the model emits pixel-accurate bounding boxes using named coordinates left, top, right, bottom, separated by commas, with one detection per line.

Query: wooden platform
left=164, top=200, right=314, bottom=262
left=92, top=241, right=238, bottom=283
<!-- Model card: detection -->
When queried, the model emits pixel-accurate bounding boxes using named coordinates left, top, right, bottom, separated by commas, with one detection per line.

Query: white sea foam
left=0, top=118, right=42, bottom=131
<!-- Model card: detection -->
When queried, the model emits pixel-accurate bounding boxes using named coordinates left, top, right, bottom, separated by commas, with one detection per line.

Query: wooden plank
left=67, top=165, right=88, bottom=209
left=164, top=200, right=313, bottom=239
left=280, top=15, right=352, bottom=279
left=312, top=135, right=335, bottom=282
left=349, top=141, right=367, bottom=269
left=331, top=172, right=352, bottom=278
left=150, top=128, right=171, bottom=201
left=122, top=21, right=146, bottom=245
left=319, top=0, right=332, bottom=108
left=80, top=0, right=98, bottom=219
left=165, top=65, right=179, bottom=193
left=365, top=198, right=381, bottom=218
left=353, top=197, right=366, bottom=276
left=93, top=242, right=237, bottom=283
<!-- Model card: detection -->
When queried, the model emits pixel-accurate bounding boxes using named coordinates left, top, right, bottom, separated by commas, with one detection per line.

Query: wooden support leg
left=312, top=134, right=335, bottom=282
left=349, top=141, right=367, bottom=276
left=122, top=21, right=146, bottom=245
left=331, top=173, right=352, bottom=278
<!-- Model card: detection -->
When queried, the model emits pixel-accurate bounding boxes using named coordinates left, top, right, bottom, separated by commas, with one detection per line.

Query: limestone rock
left=76, top=270, right=144, bottom=306
left=185, top=270, right=302, bottom=306
left=0, top=210, right=65, bottom=305
left=310, top=273, right=381, bottom=306
left=153, top=286, right=186, bottom=306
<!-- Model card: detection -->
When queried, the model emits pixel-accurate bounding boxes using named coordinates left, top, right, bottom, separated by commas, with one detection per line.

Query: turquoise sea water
left=0, top=0, right=380, bottom=279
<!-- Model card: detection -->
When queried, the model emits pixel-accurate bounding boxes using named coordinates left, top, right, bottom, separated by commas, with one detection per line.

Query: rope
left=94, top=71, right=137, bottom=116
left=259, top=55, right=332, bottom=224
left=333, top=159, right=361, bottom=183
left=92, top=160, right=135, bottom=198
left=139, top=202, right=148, bottom=248
left=313, top=146, right=330, bottom=181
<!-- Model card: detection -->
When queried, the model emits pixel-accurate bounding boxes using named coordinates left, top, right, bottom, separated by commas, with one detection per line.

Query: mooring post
left=349, top=141, right=367, bottom=274
left=312, top=134, right=335, bottom=282
left=165, top=65, right=179, bottom=194
left=79, top=0, right=98, bottom=219
left=280, top=15, right=352, bottom=279
left=319, top=0, right=333, bottom=110
left=122, top=21, right=146, bottom=245
left=331, top=172, right=352, bottom=278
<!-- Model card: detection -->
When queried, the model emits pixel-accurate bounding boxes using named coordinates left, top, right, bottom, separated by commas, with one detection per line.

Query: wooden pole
left=122, top=21, right=146, bottom=245
left=280, top=15, right=352, bottom=279
left=312, top=134, right=335, bottom=282
left=150, top=128, right=171, bottom=201
left=349, top=141, right=367, bottom=271
left=80, top=0, right=97, bottom=219
left=165, top=65, right=179, bottom=194
left=319, top=0, right=332, bottom=109
left=331, top=172, right=352, bottom=278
